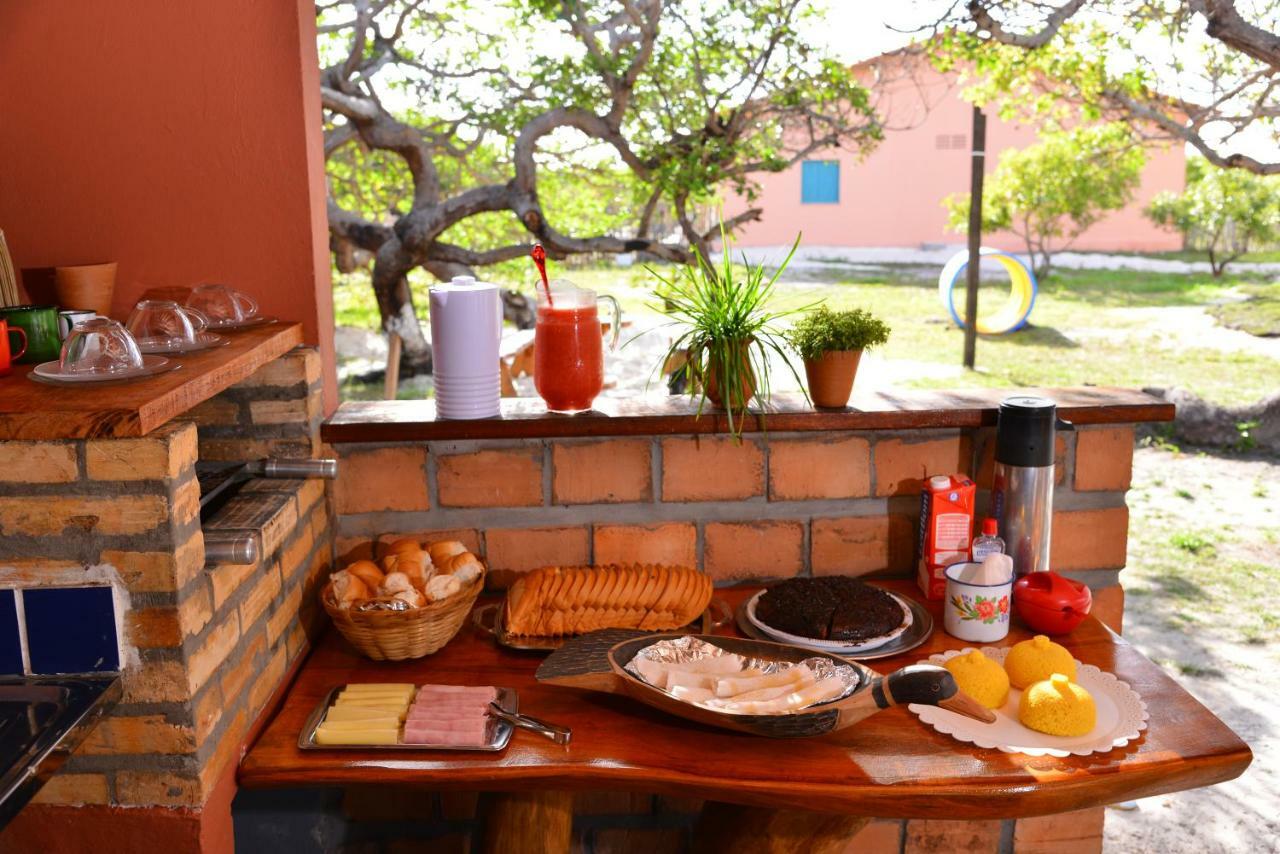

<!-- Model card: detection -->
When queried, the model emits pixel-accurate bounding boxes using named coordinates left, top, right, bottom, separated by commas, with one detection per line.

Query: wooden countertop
left=0, top=323, right=303, bottom=440
left=238, top=582, right=1250, bottom=818
left=321, top=387, right=1173, bottom=443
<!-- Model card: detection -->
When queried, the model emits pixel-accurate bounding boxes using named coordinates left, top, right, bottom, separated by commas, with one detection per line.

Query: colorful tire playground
left=938, top=248, right=1038, bottom=334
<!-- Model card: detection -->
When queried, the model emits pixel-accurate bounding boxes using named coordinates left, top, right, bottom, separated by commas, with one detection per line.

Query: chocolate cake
left=755, top=577, right=904, bottom=642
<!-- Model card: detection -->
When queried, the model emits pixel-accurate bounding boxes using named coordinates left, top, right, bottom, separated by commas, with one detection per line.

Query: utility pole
left=963, top=105, right=986, bottom=370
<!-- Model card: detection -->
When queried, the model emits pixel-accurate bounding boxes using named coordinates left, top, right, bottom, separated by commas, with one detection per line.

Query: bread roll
left=427, top=540, right=468, bottom=565
left=386, top=537, right=423, bottom=556
left=379, top=571, right=415, bottom=597
left=386, top=549, right=434, bottom=589
left=346, top=560, right=385, bottom=591
left=331, top=570, right=370, bottom=609
left=440, top=552, right=483, bottom=587
left=424, top=574, right=462, bottom=603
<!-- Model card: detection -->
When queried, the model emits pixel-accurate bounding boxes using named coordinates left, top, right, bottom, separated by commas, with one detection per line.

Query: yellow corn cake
left=1018, top=673, right=1096, bottom=737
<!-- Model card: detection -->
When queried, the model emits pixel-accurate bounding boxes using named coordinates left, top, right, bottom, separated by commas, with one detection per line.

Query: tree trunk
left=372, top=236, right=432, bottom=374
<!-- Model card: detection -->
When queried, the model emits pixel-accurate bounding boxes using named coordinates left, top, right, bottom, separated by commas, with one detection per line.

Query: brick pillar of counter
left=326, top=422, right=1136, bottom=853
left=0, top=347, right=333, bottom=854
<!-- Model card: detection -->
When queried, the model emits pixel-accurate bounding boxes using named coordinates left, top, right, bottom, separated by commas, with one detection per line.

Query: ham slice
left=414, top=685, right=497, bottom=702
left=399, top=683, right=498, bottom=747
left=402, top=726, right=490, bottom=747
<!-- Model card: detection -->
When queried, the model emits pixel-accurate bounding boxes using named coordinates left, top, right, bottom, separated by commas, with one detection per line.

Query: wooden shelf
left=322, top=386, right=1174, bottom=444
left=0, top=323, right=303, bottom=440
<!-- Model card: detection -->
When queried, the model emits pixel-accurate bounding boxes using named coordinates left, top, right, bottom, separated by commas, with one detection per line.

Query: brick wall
left=332, top=425, right=1134, bottom=596
left=326, top=421, right=1134, bottom=854
left=0, top=347, right=331, bottom=827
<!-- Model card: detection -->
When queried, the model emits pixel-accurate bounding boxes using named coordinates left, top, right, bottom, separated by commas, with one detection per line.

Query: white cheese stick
left=712, top=675, right=846, bottom=715
left=707, top=670, right=818, bottom=706
left=669, top=684, right=716, bottom=704
left=713, top=664, right=813, bottom=698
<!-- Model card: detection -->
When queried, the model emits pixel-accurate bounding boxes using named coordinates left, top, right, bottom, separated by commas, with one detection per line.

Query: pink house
left=730, top=53, right=1185, bottom=253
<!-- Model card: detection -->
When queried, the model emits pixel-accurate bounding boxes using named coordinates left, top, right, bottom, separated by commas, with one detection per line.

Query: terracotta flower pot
left=54, top=262, right=117, bottom=316
left=704, top=339, right=756, bottom=412
left=804, top=350, right=862, bottom=409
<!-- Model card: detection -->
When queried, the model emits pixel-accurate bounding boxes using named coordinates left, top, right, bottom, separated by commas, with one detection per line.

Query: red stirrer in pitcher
left=530, top=243, right=554, bottom=307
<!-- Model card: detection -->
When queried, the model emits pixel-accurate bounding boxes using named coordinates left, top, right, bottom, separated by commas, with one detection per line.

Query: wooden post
left=480, top=791, right=573, bottom=854
left=963, top=105, right=987, bottom=370
left=692, top=802, right=870, bottom=854
left=383, top=333, right=401, bottom=400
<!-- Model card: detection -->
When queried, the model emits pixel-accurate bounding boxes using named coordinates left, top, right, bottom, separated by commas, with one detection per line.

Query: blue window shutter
left=801, top=160, right=840, bottom=204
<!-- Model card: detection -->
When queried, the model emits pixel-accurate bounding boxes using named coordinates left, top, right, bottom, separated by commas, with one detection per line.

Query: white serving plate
left=136, top=332, right=229, bottom=355
left=744, top=589, right=914, bottom=654
left=908, top=646, right=1149, bottom=757
left=206, top=314, right=276, bottom=331
left=30, top=355, right=177, bottom=385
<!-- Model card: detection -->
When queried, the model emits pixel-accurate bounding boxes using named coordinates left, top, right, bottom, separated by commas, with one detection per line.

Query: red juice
left=535, top=304, right=603, bottom=412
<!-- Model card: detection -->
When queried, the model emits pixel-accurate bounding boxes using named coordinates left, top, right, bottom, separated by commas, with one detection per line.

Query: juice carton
left=916, top=473, right=976, bottom=600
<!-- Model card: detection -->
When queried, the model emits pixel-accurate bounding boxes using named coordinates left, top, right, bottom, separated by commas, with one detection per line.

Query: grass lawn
left=1210, top=283, right=1280, bottom=337
left=334, top=262, right=1279, bottom=407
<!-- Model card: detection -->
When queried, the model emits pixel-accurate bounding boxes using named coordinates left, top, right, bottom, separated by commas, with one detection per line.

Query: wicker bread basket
left=322, top=568, right=484, bottom=661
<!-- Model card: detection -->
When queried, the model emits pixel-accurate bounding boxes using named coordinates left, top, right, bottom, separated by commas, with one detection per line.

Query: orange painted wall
left=0, top=0, right=337, bottom=409
left=730, top=58, right=1184, bottom=252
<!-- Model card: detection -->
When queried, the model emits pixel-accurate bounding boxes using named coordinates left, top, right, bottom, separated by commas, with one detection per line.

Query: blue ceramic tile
left=0, top=591, right=22, bottom=675
left=24, top=587, right=119, bottom=674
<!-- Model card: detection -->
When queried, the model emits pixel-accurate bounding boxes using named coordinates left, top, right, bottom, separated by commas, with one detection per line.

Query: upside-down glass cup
left=186, top=284, right=258, bottom=327
left=125, top=299, right=209, bottom=349
left=533, top=280, right=620, bottom=413
left=59, top=318, right=145, bottom=374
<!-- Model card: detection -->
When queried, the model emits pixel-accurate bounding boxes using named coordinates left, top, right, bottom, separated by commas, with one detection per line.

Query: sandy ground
left=1105, top=447, right=1280, bottom=853
left=1070, top=305, right=1280, bottom=361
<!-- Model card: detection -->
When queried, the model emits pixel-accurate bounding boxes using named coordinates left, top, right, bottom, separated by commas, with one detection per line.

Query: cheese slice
left=326, top=704, right=408, bottom=721
left=318, top=717, right=402, bottom=730
left=342, top=683, right=415, bottom=693
left=314, top=725, right=399, bottom=745
left=336, top=691, right=414, bottom=705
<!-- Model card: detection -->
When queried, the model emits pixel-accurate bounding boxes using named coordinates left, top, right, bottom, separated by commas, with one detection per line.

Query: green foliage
left=647, top=227, right=812, bottom=439
left=944, top=123, right=1145, bottom=277
left=786, top=306, right=890, bottom=361
left=1146, top=160, right=1280, bottom=276
left=319, top=0, right=881, bottom=287
left=928, top=4, right=1280, bottom=177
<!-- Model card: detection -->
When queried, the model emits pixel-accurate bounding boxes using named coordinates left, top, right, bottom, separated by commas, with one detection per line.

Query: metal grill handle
left=257, top=459, right=338, bottom=479
left=203, top=532, right=258, bottom=566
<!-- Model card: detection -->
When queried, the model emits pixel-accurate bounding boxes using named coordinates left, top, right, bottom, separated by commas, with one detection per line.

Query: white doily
left=908, top=646, right=1149, bottom=757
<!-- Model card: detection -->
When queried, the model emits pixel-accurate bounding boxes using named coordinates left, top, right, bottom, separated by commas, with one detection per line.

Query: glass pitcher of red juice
left=534, top=281, right=620, bottom=413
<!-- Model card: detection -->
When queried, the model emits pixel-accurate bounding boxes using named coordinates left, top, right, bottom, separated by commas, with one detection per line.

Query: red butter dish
left=1013, top=571, right=1092, bottom=635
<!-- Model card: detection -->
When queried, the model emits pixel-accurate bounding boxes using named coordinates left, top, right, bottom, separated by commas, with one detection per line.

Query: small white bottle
left=971, top=517, right=1005, bottom=562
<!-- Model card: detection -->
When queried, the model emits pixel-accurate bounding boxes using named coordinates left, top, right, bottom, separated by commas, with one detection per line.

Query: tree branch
left=966, top=0, right=1087, bottom=49
left=1190, top=0, right=1280, bottom=69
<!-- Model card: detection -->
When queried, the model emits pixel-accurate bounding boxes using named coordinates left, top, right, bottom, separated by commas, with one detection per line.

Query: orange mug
left=0, top=319, right=27, bottom=377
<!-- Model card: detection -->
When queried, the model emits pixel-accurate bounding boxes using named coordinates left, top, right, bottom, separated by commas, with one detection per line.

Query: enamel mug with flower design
left=943, top=561, right=1013, bottom=643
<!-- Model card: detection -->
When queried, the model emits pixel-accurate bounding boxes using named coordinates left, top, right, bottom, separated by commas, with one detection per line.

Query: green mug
left=0, top=305, right=61, bottom=364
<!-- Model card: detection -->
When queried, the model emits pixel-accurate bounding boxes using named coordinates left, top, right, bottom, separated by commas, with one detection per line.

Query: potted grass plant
left=648, top=228, right=809, bottom=439
left=787, top=306, right=891, bottom=409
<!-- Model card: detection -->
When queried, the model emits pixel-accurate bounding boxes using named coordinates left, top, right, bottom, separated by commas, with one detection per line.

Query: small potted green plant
left=648, top=228, right=810, bottom=438
left=787, top=306, right=890, bottom=409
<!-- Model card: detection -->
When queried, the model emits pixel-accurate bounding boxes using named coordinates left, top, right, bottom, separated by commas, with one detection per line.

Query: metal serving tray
left=297, top=685, right=518, bottom=752
left=472, top=599, right=733, bottom=652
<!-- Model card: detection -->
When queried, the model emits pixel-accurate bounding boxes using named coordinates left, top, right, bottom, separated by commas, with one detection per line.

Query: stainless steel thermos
left=991, top=396, right=1073, bottom=575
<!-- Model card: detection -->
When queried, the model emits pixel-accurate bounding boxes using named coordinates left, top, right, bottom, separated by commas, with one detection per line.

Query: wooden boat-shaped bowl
left=536, top=630, right=994, bottom=738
